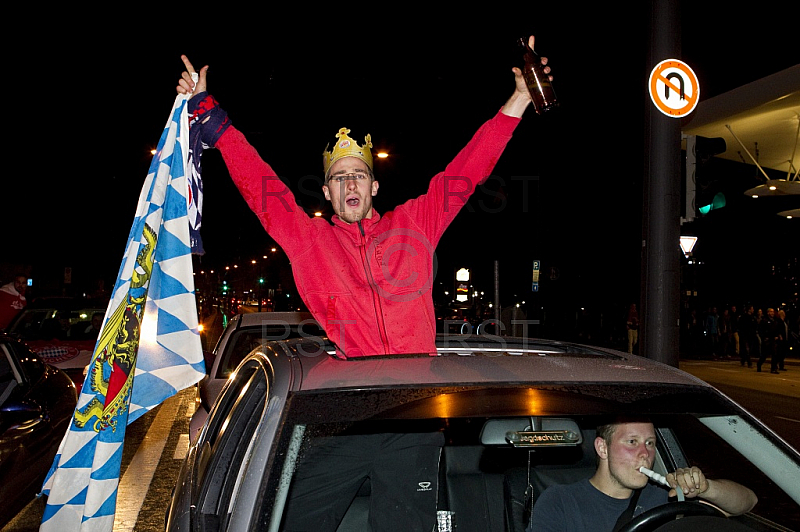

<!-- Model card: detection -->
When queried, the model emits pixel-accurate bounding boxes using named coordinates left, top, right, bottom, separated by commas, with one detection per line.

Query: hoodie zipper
left=358, top=221, right=390, bottom=353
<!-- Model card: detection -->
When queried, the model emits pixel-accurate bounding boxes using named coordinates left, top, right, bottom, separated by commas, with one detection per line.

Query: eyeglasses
left=326, top=173, right=371, bottom=184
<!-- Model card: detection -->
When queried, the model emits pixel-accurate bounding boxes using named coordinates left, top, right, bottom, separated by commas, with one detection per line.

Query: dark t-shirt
left=528, top=478, right=668, bottom=532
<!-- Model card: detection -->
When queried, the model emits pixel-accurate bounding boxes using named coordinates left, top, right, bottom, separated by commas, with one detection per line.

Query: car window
left=195, top=357, right=271, bottom=528
left=8, top=309, right=53, bottom=339
left=254, top=388, right=800, bottom=532
left=2, top=340, right=46, bottom=384
left=8, top=307, right=106, bottom=341
left=0, top=344, right=19, bottom=408
left=218, top=323, right=326, bottom=379
left=672, top=415, right=800, bottom=531
left=218, top=330, right=268, bottom=379
left=0, top=340, right=48, bottom=408
left=11, top=342, right=46, bottom=382
left=0, top=345, right=14, bottom=381
left=264, top=412, right=594, bottom=532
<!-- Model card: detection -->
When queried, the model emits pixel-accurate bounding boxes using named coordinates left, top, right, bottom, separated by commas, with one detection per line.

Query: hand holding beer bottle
left=517, top=35, right=558, bottom=114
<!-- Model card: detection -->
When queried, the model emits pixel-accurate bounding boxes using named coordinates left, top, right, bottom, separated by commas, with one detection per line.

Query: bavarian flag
left=39, top=90, right=206, bottom=531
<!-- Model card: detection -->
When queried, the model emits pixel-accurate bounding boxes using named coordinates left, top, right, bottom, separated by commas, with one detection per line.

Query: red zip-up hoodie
left=215, top=110, right=520, bottom=357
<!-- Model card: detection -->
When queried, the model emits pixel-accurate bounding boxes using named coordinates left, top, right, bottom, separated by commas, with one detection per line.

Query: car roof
left=271, top=335, right=711, bottom=392
left=231, top=311, right=317, bottom=328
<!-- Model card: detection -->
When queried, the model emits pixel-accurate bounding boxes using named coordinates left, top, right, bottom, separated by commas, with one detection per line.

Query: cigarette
left=639, top=466, right=669, bottom=487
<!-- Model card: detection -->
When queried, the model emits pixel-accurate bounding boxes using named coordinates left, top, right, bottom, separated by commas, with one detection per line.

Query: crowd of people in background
left=683, top=303, right=797, bottom=374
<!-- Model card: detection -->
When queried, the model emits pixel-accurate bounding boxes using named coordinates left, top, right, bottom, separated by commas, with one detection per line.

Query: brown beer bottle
left=519, top=37, right=559, bottom=114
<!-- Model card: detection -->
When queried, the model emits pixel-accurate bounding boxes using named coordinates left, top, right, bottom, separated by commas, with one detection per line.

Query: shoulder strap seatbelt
left=612, top=488, right=643, bottom=532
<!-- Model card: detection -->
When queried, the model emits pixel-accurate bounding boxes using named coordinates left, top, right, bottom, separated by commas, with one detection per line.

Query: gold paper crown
left=322, top=127, right=373, bottom=176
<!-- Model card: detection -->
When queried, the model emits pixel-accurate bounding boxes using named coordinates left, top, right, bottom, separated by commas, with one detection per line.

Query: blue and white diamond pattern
left=40, top=92, right=206, bottom=532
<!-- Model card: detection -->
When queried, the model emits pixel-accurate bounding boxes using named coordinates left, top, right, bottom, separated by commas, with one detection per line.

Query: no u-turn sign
left=649, top=59, right=700, bottom=118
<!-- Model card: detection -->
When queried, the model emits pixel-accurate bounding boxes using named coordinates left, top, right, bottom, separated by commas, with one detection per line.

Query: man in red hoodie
left=176, top=37, right=552, bottom=531
left=177, top=36, right=550, bottom=359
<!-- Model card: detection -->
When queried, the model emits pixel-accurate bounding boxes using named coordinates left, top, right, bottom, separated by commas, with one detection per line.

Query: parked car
left=3, top=296, right=108, bottom=386
left=189, top=311, right=325, bottom=442
left=0, top=335, right=78, bottom=528
left=167, top=334, right=800, bottom=531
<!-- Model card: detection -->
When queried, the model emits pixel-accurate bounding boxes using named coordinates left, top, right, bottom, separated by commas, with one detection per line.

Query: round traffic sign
left=648, top=59, right=700, bottom=118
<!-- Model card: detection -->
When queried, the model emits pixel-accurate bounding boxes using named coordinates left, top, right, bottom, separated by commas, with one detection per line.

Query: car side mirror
left=0, top=401, right=45, bottom=434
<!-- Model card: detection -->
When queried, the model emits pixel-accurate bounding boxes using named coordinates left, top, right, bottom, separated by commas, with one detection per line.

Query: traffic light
left=697, top=191, right=726, bottom=215
left=684, top=135, right=727, bottom=221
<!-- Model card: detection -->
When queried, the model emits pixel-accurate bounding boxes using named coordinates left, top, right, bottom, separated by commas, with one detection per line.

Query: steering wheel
left=617, top=501, right=727, bottom=532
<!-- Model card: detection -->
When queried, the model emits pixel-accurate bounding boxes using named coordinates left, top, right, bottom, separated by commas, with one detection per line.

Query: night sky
left=4, top=5, right=798, bottom=322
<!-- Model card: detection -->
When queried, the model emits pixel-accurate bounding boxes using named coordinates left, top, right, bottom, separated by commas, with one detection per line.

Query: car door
left=0, top=340, right=75, bottom=525
left=168, top=345, right=298, bottom=532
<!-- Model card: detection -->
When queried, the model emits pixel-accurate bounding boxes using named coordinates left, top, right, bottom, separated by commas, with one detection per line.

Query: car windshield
left=7, top=302, right=107, bottom=341
left=240, top=386, right=799, bottom=531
